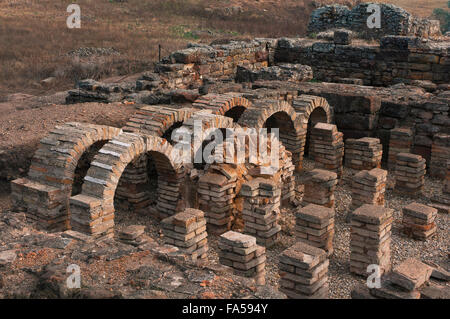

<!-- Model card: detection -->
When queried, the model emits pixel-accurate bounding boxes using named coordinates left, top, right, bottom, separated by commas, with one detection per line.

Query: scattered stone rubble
left=431, top=161, right=450, bottom=214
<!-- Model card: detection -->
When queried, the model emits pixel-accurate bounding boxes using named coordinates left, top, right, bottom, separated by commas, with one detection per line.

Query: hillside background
left=0, top=0, right=448, bottom=99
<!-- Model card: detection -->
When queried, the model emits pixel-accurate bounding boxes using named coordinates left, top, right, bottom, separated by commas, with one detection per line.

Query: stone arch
left=123, top=105, right=194, bottom=143
left=69, top=133, right=185, bottom=239
left=238, top=99, right=304, bottom=171
left=11, top=122, right=122, bottom=231
left=193, top=93, right=251, bottom=122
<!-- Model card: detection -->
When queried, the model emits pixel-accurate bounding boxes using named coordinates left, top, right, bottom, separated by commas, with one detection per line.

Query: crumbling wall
left=307, top=3, right=441, bottom=39
left=275, top=36, right=450, bottom=86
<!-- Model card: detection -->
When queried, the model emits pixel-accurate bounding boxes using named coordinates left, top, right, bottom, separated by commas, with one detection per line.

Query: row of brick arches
left=11, top=93, right=331, bottom=237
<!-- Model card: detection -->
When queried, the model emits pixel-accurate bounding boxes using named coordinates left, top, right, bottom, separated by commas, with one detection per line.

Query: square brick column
left=198, top=172, right=237, bottom=235
left=350, top=204, right=393, bottom=277
left=161, top=208, right=208, bottom=261
left=347, top=168, right=387, bottom=221
left=345, top=137, right=383, bottom=170
left=295, top=204, right=335, bottom=256
left=309, top=123, right=344, bottom=179
left=430, top=134, right=450, bottom=179
left=402, top=203, right=437, bottom=240
left=240, top=178, right=281, bottom=247
left=302, top=169, right=338, bottom=209
left=218, top=231, right=266, bottom=285
left=388, top=127, right=413, bottom=170
left=394, top=153, right=426, bottom=196
left=11, top=178, right=68, bottom=232
left=279, top=242, right=329, bottom=299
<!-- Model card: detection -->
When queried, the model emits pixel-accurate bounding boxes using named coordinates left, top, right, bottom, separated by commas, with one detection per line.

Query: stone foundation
left=350, top=204, right=393, bottom=277
left=345, top=137, right=382, bottom=170
left=279, top=242, right=329, bottom=299
left=295, top=204, right=335, bottom=256
left=394, top=153, right=426, bottom=196
left=218, top=231, right=266, bottom=285
left=402, top=203, right=437, bottom=240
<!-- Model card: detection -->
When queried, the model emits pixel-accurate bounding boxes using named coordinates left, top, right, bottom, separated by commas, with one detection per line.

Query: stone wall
left=307, top=3, right=441, bottom=39
left=275, top=36, right=449, bottom=86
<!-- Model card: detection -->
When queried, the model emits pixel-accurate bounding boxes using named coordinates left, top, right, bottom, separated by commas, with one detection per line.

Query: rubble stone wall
left=307, top=3, right=441, bottom=40
left=275, top=36, right=449, bottom=86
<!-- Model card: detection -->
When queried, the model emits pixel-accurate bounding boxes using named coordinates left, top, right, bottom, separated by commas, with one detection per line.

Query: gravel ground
left=111, top=158, right=449, bottom=298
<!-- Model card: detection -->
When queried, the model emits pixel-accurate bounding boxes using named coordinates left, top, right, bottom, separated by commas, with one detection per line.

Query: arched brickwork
left=123, top=105, right=194, bottom=143
left=292, top=95, right=332, bottom=162
left=69, top=133, right=185, bottom=239
left=11, top=122, right=122, bottom=231
left=238, top=99, right=304, bottom=171
left=193, top=93, right=251, bottom=122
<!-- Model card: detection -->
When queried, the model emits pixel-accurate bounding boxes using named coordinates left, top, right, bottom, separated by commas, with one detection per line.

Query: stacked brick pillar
left=218, top=231, right=266, bottom=285
left=429, top=134, right=450, bottom=179
left=350, top=204, right=393, bottom=277
left=348, top=168, right=387, bottom=220
left=431, top=161, right=450, bottom=214
left=388, top=127, right=413, bottom=170
left=279, top=242, right=329, bottom=299
left=240, top=178, right=281, bottom=247
left=394, top=153, right=426, bottom=196
left=198, top=172, right=236, bottom=234
left=295, top=204, right=335, bottom=256
left=402, top=203, right=437, bottom=240
left=345, top=137, right=382, bottom=170
left=309, top=123, right=344, bottom=179
left=302, top=169, right=338, bottom=209
left=161, top=208, right=208, bottom=261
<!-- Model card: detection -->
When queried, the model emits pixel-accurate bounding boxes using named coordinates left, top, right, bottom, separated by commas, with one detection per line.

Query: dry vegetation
left=0, top=0, right=446, bottom=99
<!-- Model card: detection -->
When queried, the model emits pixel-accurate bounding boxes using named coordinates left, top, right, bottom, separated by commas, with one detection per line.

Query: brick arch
left=292, top=95, right=332, bottom=161
left=123, top=105, right=194, bottom=143
left=292, top=95, right=331, bottom=130
left=193, top=93, right=251, bottom=122
left=69, top=133, right=185, bottom=239
left=237, top=99, right=305, bottom=171
left=11, top=122, right=122, bottom=231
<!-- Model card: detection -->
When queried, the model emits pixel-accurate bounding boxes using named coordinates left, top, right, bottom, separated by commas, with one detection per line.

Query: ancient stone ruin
left=4, top=3, right=450, bottom=299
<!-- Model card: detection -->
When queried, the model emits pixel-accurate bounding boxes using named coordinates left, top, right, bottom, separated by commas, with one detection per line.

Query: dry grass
left=0, top=0, right=445, bottom=99
left=0, top=0, right=313, bottom=98
left=362, top=0, right=448, bottom=17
